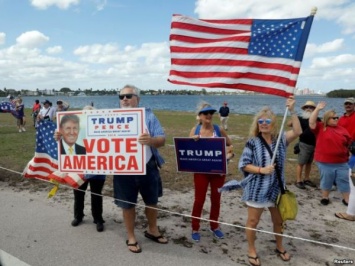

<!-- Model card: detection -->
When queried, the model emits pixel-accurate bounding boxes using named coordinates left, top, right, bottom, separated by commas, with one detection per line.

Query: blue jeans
left=316, top=162, right=350, bottom=193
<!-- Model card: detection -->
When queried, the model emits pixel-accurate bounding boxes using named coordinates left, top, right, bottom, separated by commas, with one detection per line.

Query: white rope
left=1, top=165, right=354, bottom=252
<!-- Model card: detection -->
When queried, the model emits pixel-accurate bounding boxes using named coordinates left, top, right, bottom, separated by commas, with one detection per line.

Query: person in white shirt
left=37, top=100, right=56, bottom=125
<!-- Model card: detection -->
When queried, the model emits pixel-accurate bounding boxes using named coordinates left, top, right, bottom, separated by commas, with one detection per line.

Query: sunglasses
left=304, top=106, right=315, bottom=109
left=119, top=94, right=137, bottom=100
left=330, top=117, right=339, bottom=120
left=258, top=118, right=272, bottom=125
left=344, top=102, right=353, bottom=106
left=200, top=111, right=215, bottom=115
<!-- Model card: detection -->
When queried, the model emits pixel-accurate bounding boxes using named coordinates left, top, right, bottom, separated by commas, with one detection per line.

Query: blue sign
left=174, top=137, right=227, bottom=174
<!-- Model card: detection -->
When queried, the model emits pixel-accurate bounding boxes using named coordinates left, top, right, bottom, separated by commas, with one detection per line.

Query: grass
left=0, top=108, right=320, bottom=191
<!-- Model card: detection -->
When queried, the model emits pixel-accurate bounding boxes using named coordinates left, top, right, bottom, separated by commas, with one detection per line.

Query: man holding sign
left=114, top=84, right=167, bottom=253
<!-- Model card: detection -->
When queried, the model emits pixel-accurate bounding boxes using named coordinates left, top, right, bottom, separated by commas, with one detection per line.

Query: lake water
left=8, top=94, right=347, bottom=115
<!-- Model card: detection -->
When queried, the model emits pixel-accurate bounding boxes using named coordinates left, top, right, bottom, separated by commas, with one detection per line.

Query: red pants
left=191, top=173, right=226, bottom=231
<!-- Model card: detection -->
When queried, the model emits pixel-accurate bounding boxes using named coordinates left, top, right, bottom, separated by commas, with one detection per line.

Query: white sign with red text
left=57, top=108, right=146, bottom=175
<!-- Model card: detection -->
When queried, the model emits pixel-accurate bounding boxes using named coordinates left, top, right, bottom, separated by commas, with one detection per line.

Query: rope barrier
left=0, top=165, right=354, bottom=252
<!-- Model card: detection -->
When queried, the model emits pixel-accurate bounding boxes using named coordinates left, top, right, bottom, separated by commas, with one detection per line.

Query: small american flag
left=0, top=101, right=15, bottom=112
left=168, top=14, right=314, bottom=97
left=23, top=120, right=86, bottom=188
left=0, top=101, right=19, bottom=118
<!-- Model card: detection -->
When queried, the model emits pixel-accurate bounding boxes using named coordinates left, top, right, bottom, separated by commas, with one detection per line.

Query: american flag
left=23, top=120, right=86, bottom=188
left=0, top=101, right=19, bottom=118
left=168, top=14, right=314, bottom=97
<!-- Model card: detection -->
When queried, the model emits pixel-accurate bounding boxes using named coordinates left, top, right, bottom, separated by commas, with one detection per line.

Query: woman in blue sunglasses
left=238, top=96, right=301, bottom=266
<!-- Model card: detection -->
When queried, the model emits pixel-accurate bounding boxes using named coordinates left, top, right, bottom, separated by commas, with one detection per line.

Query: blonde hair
left=196, top=101, right=212, bottom=114
left=195, top=101, right=213, bottom=124
left=323, top=109, right=336, bottom=130
left=249, top=106, right=278, bottom=138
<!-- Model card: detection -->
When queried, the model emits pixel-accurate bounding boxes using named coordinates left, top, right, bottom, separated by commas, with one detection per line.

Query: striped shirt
left=238, top=133, right=287, bottom=203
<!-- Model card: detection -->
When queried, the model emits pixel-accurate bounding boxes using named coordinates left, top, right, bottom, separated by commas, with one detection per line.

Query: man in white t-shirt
left=37, top=100, right=56, bottom=124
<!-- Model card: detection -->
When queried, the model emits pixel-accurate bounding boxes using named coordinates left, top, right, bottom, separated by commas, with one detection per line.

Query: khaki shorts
left=297, top=142, right=315, bottom=165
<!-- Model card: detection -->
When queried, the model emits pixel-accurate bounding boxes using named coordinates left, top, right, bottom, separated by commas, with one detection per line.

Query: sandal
left=275, top=248, right=291, bottom=261
left=144, top=230, right=168, bottom=244
left=320, top=198, right=329, bottom=205
left=126, top=240, right=142, bottom=253
left=248, top=255, right=261, bottom=266
left=335, top=212, right=355, bottom=221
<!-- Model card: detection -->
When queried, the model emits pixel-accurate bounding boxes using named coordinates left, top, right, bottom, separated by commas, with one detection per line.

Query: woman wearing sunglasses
left=309, top=102, right=352, bottom=207
left=189, top=102, right=232, bottom=242
left=238, top=96, right=301, bottom=266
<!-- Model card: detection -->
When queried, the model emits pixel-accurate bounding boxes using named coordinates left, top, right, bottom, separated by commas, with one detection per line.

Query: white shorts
left=246, top=201, right=275, bottom=208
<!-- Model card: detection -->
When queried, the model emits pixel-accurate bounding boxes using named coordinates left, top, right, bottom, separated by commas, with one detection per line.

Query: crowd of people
left=4, top=96, right=71, bottom=131
left=7, top=89, right=354, bottom=264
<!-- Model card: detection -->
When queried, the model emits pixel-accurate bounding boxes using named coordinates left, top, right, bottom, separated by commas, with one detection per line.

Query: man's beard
left=301, top=110, right=312, bottom=119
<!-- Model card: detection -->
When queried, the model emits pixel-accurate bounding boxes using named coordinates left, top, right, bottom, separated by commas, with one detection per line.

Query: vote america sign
left=57, top=108, right=146, bottom=175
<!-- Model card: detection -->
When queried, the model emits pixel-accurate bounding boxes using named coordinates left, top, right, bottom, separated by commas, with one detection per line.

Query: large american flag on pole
left=23, top=120, right=86, bottom=188
left=168, top=14, right=314, bottom=97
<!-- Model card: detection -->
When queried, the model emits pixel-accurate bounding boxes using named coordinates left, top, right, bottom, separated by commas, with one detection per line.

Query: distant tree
left=326, top=89, right=355, bottom=98
left=60, top=87, right=71, bottom=93
left=201, top=88, right=207, bottom=95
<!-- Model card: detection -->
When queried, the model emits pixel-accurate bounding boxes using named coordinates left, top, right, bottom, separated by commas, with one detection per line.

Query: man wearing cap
left=288, top=100, right=320, bottom=189
left=56, top=100, right=70, bottom=113
left=37, top=100, right=55, bottom=123
left=338, top=97, right=355, bottom=141
left=218, top=101, right=230, bottom=131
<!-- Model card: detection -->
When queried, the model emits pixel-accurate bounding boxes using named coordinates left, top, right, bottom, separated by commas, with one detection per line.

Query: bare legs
left=296, top=163, right=313, bottom=183
left=123, top=204, right=167, bottom=252
left=246, top=206, right=290, bottom=264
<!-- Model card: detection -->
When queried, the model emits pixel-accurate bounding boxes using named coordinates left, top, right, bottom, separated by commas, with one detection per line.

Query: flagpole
left=270, top=106, right=289, bottom=165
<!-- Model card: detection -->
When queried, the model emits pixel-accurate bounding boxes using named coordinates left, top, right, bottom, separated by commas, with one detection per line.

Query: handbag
left=258, top=134, right=298, bottom=221
left=276, top=190, right=298, bottom=221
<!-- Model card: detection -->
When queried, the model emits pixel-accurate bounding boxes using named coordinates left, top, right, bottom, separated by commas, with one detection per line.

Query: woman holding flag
left=238, top=96, right=301, bottom=265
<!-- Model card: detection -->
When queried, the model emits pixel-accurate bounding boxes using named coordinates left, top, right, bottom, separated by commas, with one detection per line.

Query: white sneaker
left=21, top=127, right=26, bottom=132
left=19, top=129, right=22, bottom=132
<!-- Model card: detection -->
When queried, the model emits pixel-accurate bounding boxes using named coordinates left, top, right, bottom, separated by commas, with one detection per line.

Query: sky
left=0, top=0, right=355, bottom=93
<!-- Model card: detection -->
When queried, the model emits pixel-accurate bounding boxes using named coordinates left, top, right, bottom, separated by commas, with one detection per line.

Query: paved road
left=0, top=185, right=235, bottom=266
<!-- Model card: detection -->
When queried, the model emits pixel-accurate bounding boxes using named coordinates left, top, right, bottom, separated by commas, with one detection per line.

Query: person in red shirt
left=32, top=99, right=41, bottom=127
left=309, top=102, right=352, bottom=206
left=338, top=97, right=355, bottom=141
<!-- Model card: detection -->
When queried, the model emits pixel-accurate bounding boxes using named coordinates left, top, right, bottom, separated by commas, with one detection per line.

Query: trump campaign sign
left=57, top=108, right=146, bottom=175
left=174, top=137, right=227, bottom=175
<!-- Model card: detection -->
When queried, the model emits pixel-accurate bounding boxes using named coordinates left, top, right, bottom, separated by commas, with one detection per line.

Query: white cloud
left=30, top=0, right=80, bottom=10
left=73, top=42, right=169, bottom=66
left=16, top=31, right=49, bottom=48
left=46, top=46, right=63, bottom=54
left=0, top=32, right=5, bottom=45
left=311, top=54, right=355, bottom=68
left=194, top=0, right=320, bottom=19
left=336, top=4, right=355, bottom=34
left=194, top=0, right=355, bottom=35
left=93, top=0, right=107, bottom=11
left=305, top=39, right=344, bottom=57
